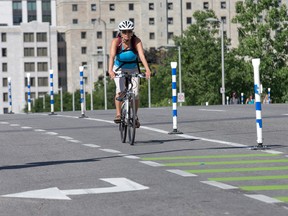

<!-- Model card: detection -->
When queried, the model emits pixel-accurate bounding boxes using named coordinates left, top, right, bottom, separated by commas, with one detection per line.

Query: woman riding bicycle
left=108, top=20, right=151, bottom=128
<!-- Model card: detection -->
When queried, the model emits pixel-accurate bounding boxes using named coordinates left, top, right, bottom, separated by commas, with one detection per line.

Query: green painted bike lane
left=141, top=152, right=288, bottom=203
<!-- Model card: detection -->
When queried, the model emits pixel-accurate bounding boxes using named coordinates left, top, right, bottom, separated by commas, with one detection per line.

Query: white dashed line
left=34, top=129, right=46, bottom=132
left=21, top=126, right=32, bottom=129
left=123, top=155, right=140, bottom=159
left=201, top=181, right=238, bottom=190
left=58, top=136, right=74, bottom=140
left=0, top=122, right=9, bottom=124
left=100, top=149, right=121, bottom=153
left=67, top=139, right=82, bottom=143
left=167, top=169, right=198, bottom=177
left=10, top=124, right=20, bottom=127
left=82, top=144, right=100, bottom=148
left=45, top=132, right=58, bottom=135
left=139, top=161, right=165, bottom=167
left=244, top=194, right=283, bottom=204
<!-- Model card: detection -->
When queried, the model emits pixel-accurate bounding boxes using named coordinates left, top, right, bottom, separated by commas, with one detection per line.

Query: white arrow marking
left=2, top=178, right=149, bottom=200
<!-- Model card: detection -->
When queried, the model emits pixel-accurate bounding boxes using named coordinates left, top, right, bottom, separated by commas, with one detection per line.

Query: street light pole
left=206, top=18, right=225, bottom=105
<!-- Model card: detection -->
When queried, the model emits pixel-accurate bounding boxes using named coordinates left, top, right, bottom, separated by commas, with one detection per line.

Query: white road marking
left=21, top=126, right=32, bottom=129
left=201, top=181, right=238, bottom=190
left=1, top=178, right=149, bottom=200
left=58, top=136, right=74, bottom=140
left=0, top=122, right=9, bottom=124
left=199, top=109, right=225, bottom=112
left=262, top=150, right=283, bottom=154
left=140, top=161, right=165, bottom=167
left=244, top=194, right=283, bottom=204
left=34, top=129, right=46, bottom=132
left=82, top=144, right=100, bottom=148
left=45, top=132, right=58, bottom=135
left=67, top=139, right=81, bottom=143
left=100, top=149, right=121, bottom=153
left=10, top=124, right=20, bottom=126
left=167, top=169, right=197, bottom=177
left=123, top=155, right=140, bottom=159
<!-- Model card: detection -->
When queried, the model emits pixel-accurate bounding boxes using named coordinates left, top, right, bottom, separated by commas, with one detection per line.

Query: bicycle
left=114, top=72, right=146, bottom=145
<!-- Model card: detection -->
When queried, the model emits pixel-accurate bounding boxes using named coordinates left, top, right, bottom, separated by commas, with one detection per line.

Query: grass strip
left=274, top=197, right=288, bottom=202
left=186, top=166, right=288, bottom=173
left=240, top=185, right=288, bottom=191
left=141, top=154, right=278, bottom=161
left=164, top=159, right=288, bottom=167
left=208, top=175, right=288, bottom=182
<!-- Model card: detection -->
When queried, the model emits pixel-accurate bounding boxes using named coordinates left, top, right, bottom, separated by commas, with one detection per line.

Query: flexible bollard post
left=168, top=62, right=182, bottom=134
left=8, top=77, right=14, bottom=114
left=27, top=73, right=31, bottom=113
left=241, top=93, right=244, bottom=104
left=49, top=70, right=56, bottom=115
left=251, top=58, right=266, bottom=150
left=226, top=96, right=229, bottom=105
left=268, top=88, right=271, bottom=104
left=79, top=66, right=88, bottom=118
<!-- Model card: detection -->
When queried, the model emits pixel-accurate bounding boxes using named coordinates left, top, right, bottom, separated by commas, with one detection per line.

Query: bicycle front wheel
left=128, top=94, right=136, bottom=145
left=119, top=102, right=127, bottom=143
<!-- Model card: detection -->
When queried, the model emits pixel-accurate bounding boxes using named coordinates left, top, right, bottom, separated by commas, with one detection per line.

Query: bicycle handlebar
left=114, top=73, right=146, bottom=78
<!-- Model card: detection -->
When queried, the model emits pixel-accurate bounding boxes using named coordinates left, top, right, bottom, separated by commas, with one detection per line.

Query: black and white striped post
left=252, top=58, right=266, bottom=149
left=169, top=62, right=182, bottom=135
left=49, top=69, right=56, bottom=115
left=79, top=66, right=88, bottom=118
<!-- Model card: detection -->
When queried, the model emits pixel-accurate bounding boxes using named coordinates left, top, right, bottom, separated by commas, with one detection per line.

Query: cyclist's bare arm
left=135, top=39, right=151, bottom=79
left=108, top=38, right=118, bottom=79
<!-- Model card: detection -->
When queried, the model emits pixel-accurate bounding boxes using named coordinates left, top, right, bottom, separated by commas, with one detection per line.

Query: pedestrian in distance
left=108, top=20, right=151, bottom=128
left=246, top=94, right=255, bottom=104
left=230, top=92, right=239, bottom=105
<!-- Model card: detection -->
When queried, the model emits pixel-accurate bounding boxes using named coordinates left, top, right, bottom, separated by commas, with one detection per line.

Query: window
left=168, top=3, right=173, bottom=10
left=2, top=48, right=7, bottom=57
left=2, top=78, right=8, bottom=87
left=27, top=0, right=37, bottom=22
left=24, top=48, right=35, bottom=57
left=149, top=32, right=155, bottom=40
left=72, top=4, right=78, bottom=11
left=149, top=3, right=154, bottom=10
left=97, top=31, right=102, bottom=39
left=37, top=47, right=47, bottom=56
left=97, top=46, right=103, bottom=53
left=149, top=18, right=155, bottom=25
left=112, top=31, right=118, bottom=38
left=24, top=62, right=35, bottom=72
left=91, top=18, right=96, bottom=24
left=81, top=47, right=87, bottom=54
left=187, top=17, right=192, bottom=24
left=1, top=33, right=7, bottom=42
left=109, top=4, right=115, bottom=11
left=81, top=32, right=86, bottom=39
left=38, top=77, right=48, bottom=86
left=57, top=33, right=65, bottom=42
left=2, top=63, right=8, bottom=72
left=13, top=1, right=22, bottom=25
left=91, top=4, right=96, bottom=11
left=42, top=0, right=51, bottom=24
left=129, top=3, right=134, bottom=10
left=203, top=2, right=209, bottom=9
left=221, top=1, right=226, bottom=9
left=37, top=33, right=47, bottom=42
left=24, top=33, right=34, bottom=42
left=25, top=77, right=35, bottom=86
left=37, top=62, right=48, bottom=71
left=186, top=2, right=192, bottom=10
left=221, top=16, right=227, bottom=24
left=168, top=32, right=174, bottom=40
left=98, top=61, right=103, bottom=69
left=168, top=17, right=173, bottom=25
left=3, top=93, right=8, bottom=102
left=110, top=18, right=115, bottom=24
left=73, top=19, right=78, bottom=24
left=58, top=47, right=66, bottom=56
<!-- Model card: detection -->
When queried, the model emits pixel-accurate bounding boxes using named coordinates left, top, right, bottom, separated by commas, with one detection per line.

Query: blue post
left=27, top=73, right=31, bottom=113
left=252, top=58, right=265, bottom=149
left=79, top=66, right=88, bottom=118
left=268, top=88, right=271, bottom=104
left=49, top=70, right=56, bottom=115
left=169, top=62, right=182, bottom=134
left=8, top=77, right=14, bottom=114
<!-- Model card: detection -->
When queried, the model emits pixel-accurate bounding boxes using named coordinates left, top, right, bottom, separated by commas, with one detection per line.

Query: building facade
left=0, top=0, right=57, bottom=114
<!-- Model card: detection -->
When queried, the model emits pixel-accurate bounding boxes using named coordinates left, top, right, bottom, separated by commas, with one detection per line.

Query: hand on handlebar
left=109, top=71, right=116, bottom=79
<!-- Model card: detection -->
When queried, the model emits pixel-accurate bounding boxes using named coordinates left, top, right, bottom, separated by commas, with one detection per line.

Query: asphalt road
left=0, top=104, right=288, bottom=216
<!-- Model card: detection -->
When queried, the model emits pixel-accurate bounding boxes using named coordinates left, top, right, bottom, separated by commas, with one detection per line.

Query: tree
left=232, top=0, right=288, bottom=102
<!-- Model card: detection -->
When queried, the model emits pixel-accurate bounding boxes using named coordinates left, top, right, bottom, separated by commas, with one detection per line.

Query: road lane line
left=82, top=144, right=100, bottom=148
left=139, top=161, right=165, bottom=167
left=100, top=149, right=121, bottom=153
left=244, top=194, right=282, bottom=203
left=167, top=169, right=197, bottom=177
left=201, top=181, right=238, bottom=189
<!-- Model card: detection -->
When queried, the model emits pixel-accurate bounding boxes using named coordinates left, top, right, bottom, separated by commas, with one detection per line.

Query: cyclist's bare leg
left=115, top=93, right=121, bottom=117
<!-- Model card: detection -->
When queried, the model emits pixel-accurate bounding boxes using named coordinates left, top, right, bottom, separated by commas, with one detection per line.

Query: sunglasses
left=121, top=30, right=133, bottom=34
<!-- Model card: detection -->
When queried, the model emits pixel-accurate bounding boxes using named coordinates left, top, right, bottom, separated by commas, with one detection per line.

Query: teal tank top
left=114, top=46, right=138, bottom=69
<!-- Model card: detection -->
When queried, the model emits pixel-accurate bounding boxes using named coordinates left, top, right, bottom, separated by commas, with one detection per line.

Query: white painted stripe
left=262, top=150, right=283, bottom=154
left=10, top=124, right=20, bottom=126
left=21, top=126, right=32, bottom=129
left=199, top=109, right=225, bottom=112
left=140, top=161, right=165, bottom=167
left=167, top=169, right=197, bottom=177
left=67, top=139, right=81, bottom=143
left=244, top=194, right=283, bottom=204
left=58, top=136, right=74, bottom=140
left=0, top=122, right=9, bottom=124
left=140, top=126, right=168, bottom=134
left=201, top=181, right=238, bottom=189
left=82, top=144, right=100, bottom=148
left=34, top=129, right=46, bottom=132
left=45, top=132, right=58, bottom=135
left=100, top=149, right=121, bottom=153
left=124, top=155, right=140, bottom=159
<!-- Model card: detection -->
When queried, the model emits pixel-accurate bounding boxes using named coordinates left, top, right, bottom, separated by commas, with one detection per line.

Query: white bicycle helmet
left=118, top=20, right=134, bottom=31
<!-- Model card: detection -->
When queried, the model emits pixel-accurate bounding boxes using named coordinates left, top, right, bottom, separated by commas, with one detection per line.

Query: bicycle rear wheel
left=128, top=94, right=136, bottom=145
left=119, top=102, right=127, bottom=143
